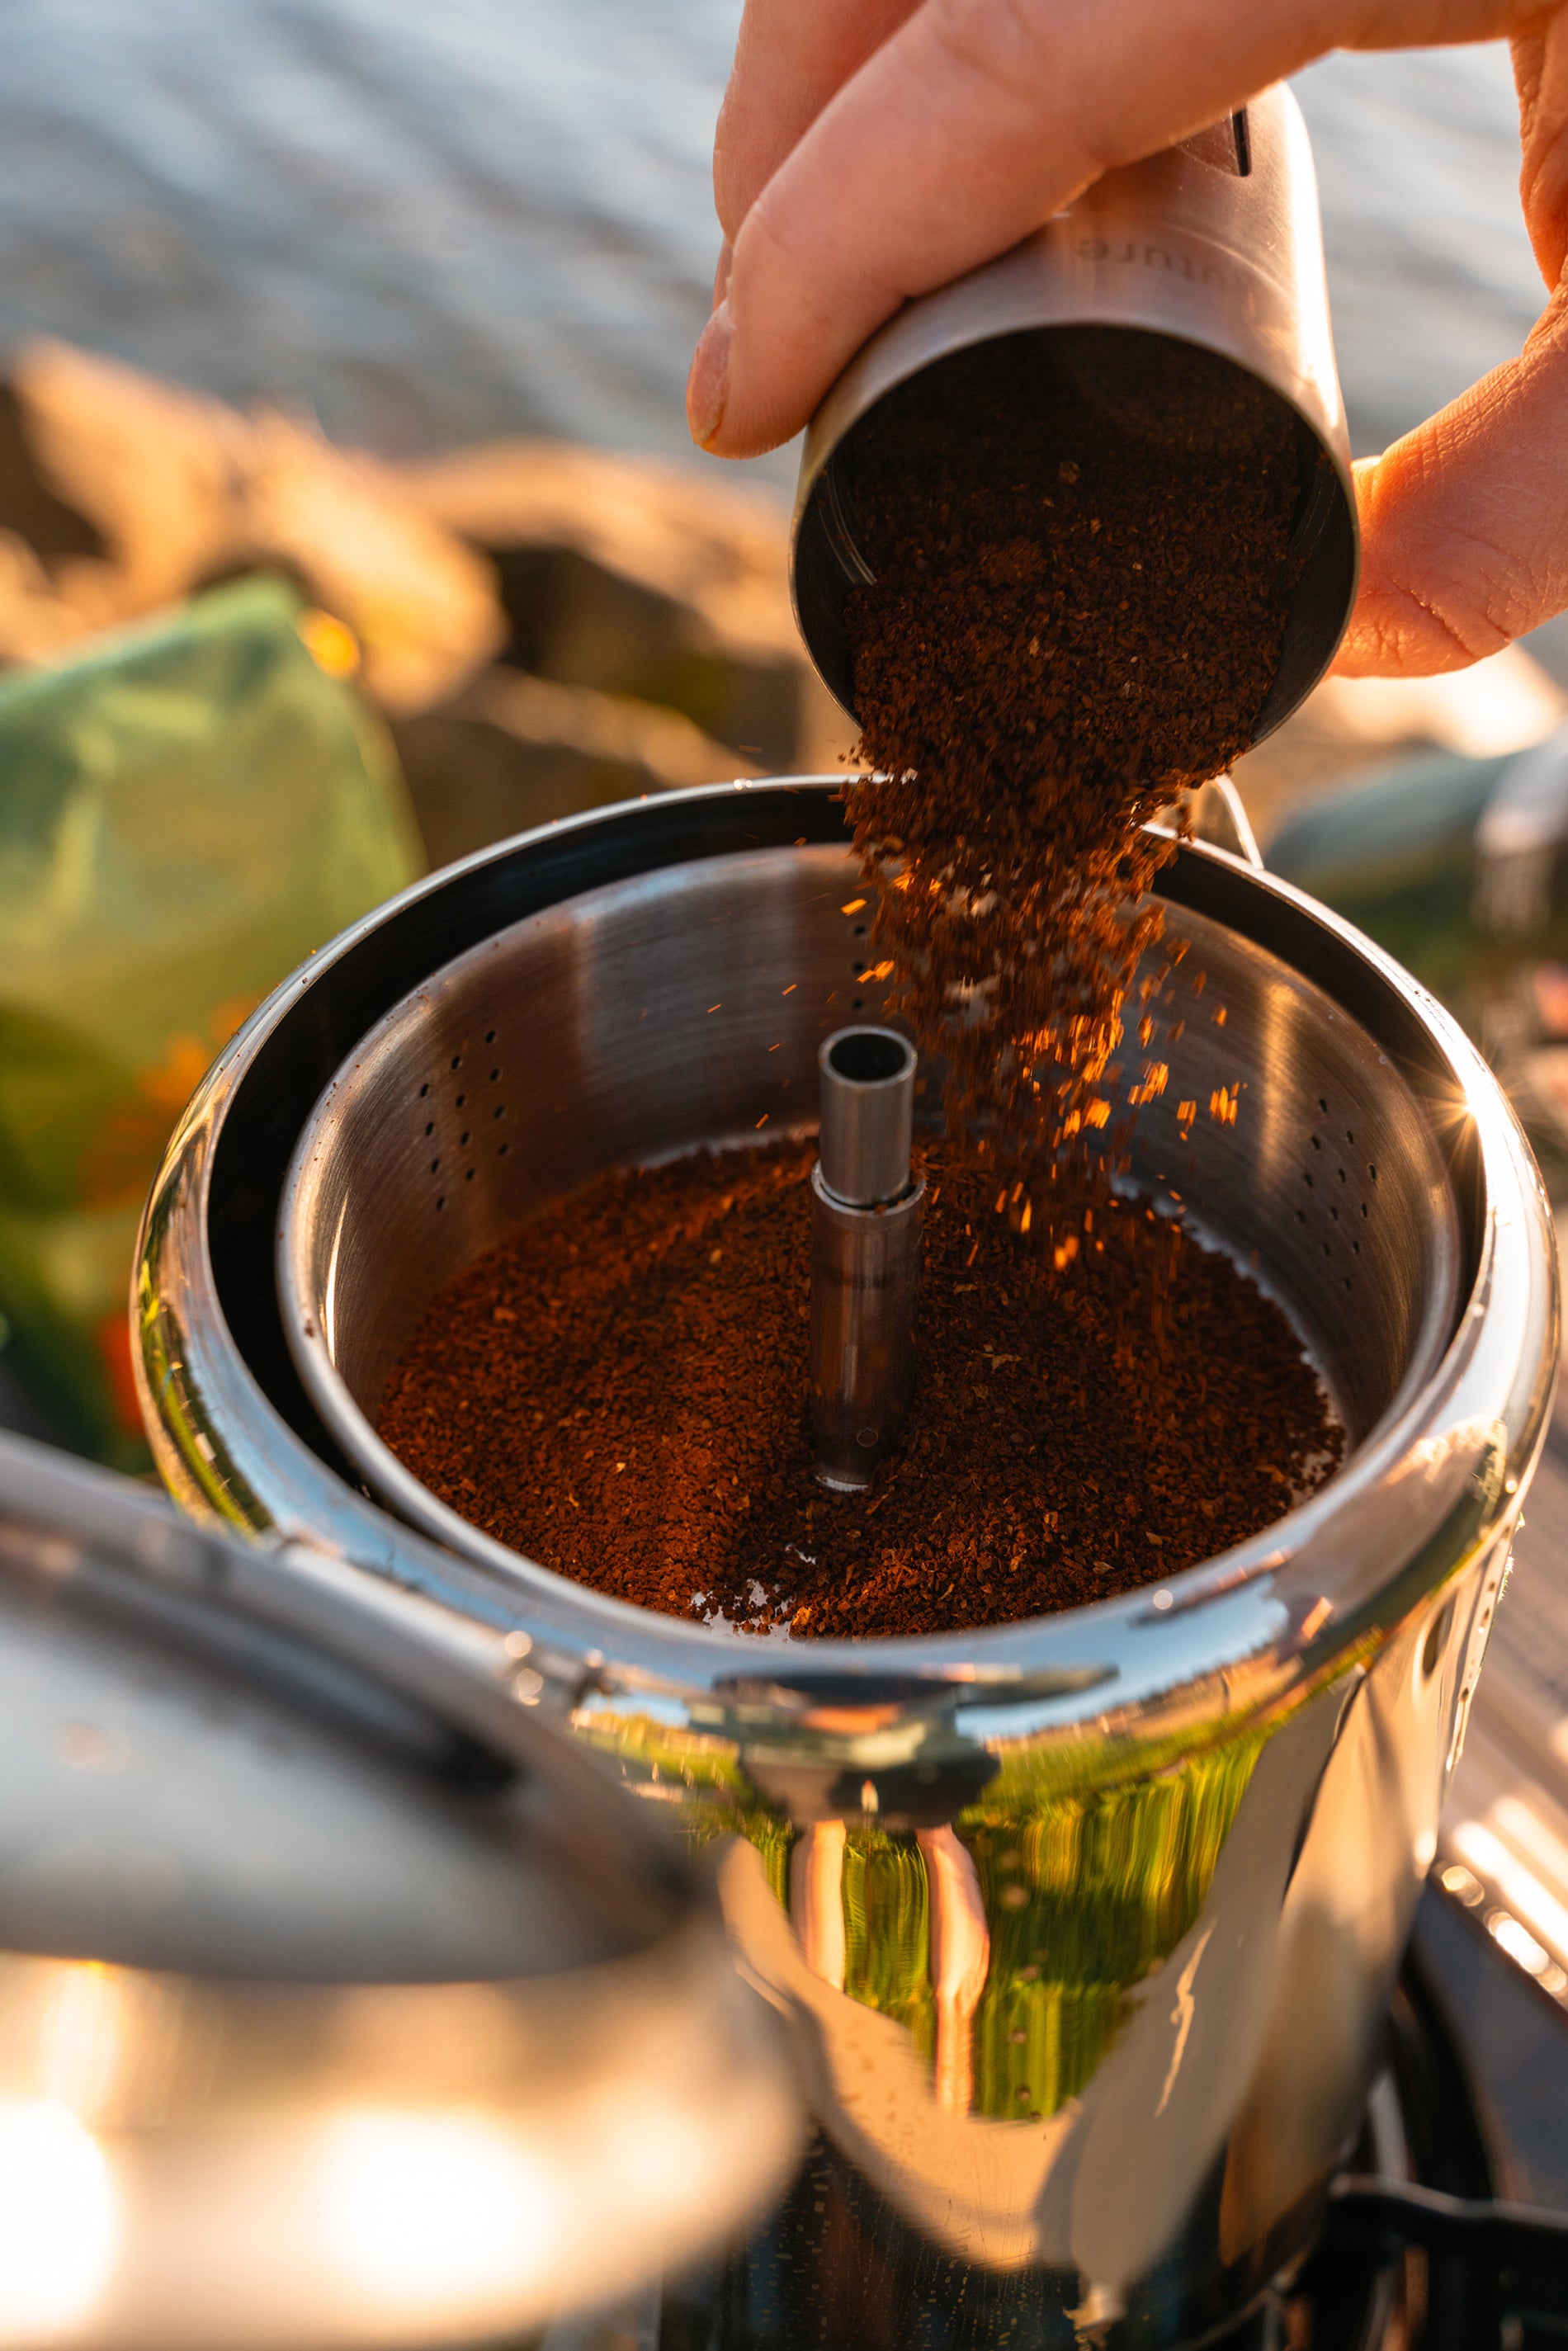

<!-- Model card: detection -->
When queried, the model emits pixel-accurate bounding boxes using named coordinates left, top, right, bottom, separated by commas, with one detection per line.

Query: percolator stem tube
left=810, top=1027, right=925, bottom=1491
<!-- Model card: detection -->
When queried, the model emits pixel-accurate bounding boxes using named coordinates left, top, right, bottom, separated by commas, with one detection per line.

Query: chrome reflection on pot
left=136, top=779, right=1557, bottom=2346
left=0, top=1428, right=800, bottom=2350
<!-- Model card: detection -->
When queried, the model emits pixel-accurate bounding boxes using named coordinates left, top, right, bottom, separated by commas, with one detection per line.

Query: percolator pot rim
left=135, top=779, right=1556, bottom=1757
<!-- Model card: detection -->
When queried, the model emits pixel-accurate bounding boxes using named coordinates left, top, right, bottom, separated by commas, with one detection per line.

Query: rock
left=393, top=668, right=761, bottom=870
left=0, top=339, right=504, bottom=710
left=0, top=347, right=857, bottom=869
left=1232, top=644, right=1566, bottom=846
left=390, top=437, right=850, bottom=773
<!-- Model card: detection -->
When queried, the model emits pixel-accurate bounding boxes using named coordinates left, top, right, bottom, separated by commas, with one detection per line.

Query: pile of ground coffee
left=378, top=1138, right=1341, bottom=1639
left=840, top=327, right=1301, bottom=1145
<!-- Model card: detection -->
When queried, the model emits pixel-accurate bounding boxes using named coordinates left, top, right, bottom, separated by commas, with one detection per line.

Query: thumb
left=1335, top=281, right=1568, bottom=677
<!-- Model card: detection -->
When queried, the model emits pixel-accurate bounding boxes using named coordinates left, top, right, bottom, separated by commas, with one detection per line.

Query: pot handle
left=1188, top=776, right=1264, bottom=869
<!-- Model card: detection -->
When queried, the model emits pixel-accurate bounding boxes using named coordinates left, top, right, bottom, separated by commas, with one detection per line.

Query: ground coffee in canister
left=378, top=1138, right=1340, bottom=1639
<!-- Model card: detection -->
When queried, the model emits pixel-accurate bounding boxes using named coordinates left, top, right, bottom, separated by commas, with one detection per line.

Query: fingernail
left=711, top=238, right=733, bottom=309
left=687, top=300, right=731, bottom=450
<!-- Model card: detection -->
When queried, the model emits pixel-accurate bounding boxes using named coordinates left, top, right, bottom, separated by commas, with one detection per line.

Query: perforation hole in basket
left=839, top=889, right=890, bottom=1027
left=1297, top=1098, right=1380, bottom=1295
left=485, top=1040, right=508, bottom=1160
left=418, top=1031, right=514, bottom=1202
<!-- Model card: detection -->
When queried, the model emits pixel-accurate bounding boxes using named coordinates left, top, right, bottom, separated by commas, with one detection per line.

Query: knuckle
left=917, top=0, right=1114, bottom=182
left=1432, top=519, right=1556, bottom=652
left=923, top=0, right=1052, bottom=98
left=1364, top=437, right=1546, bottom=662
left=1378, top=551, right=1520, bottom=668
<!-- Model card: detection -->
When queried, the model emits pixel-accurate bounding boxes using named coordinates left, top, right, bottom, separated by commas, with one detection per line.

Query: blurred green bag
left=0, top=575, right=423, bottom=1468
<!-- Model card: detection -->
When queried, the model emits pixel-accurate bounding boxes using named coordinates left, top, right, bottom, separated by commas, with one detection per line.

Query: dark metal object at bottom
left=659, top=1897, right=1568, bottom=2351
left=1311, top=2182, right=1568, bottom=2351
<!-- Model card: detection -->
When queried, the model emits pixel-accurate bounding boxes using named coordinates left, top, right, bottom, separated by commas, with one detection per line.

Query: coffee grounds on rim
left=377, top=1137, right=1341, bottom=1639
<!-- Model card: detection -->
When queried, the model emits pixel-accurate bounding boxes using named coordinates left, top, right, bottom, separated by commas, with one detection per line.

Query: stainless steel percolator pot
left=136, top=778, right=1557, bottom=2347
left=0, top=1423, right=798, bottom=2350
left=791, top=82, right=1358, bottom=738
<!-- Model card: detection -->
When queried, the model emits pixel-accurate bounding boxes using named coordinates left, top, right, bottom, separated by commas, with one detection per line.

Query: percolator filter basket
left=276, top=840, right=1462, bottom=1593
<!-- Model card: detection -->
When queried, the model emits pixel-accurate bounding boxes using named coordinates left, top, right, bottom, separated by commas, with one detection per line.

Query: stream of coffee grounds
left=841, top=327, right=1301, bottom=1146
left=380, top=330, right=1329, bottom=1637
left=378, top=1139, right=1341, bottom=1639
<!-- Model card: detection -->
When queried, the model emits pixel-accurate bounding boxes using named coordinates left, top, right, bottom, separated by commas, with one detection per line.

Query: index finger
left=694, top=0, right=1519, bottom=459
left=715, top=0, right=919, bottom=238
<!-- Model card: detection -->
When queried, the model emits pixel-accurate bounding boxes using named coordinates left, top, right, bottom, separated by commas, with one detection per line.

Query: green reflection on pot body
left=586, top=1703, right=1270, bottom=2121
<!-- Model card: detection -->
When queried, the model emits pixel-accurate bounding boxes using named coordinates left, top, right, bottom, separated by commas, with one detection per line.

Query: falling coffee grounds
left=378, top=1139, right=1341, bottom=1640
left=839, top=327, right=1302, bottom=1144
left=380, top=330, right=1324, bottom=1638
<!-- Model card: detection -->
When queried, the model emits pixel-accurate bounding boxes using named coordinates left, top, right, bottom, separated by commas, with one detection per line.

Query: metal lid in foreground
left=0, top=1430, right=800, bottom=2351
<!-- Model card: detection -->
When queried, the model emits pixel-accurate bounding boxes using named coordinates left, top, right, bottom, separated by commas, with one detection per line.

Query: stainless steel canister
left=791, top=82, right=1358, bottom=738
left=135, top=780, right=1556, bottom=2347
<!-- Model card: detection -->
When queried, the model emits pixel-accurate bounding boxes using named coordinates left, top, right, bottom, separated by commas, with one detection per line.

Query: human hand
left=687, top=1, right=1568, bottom=677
